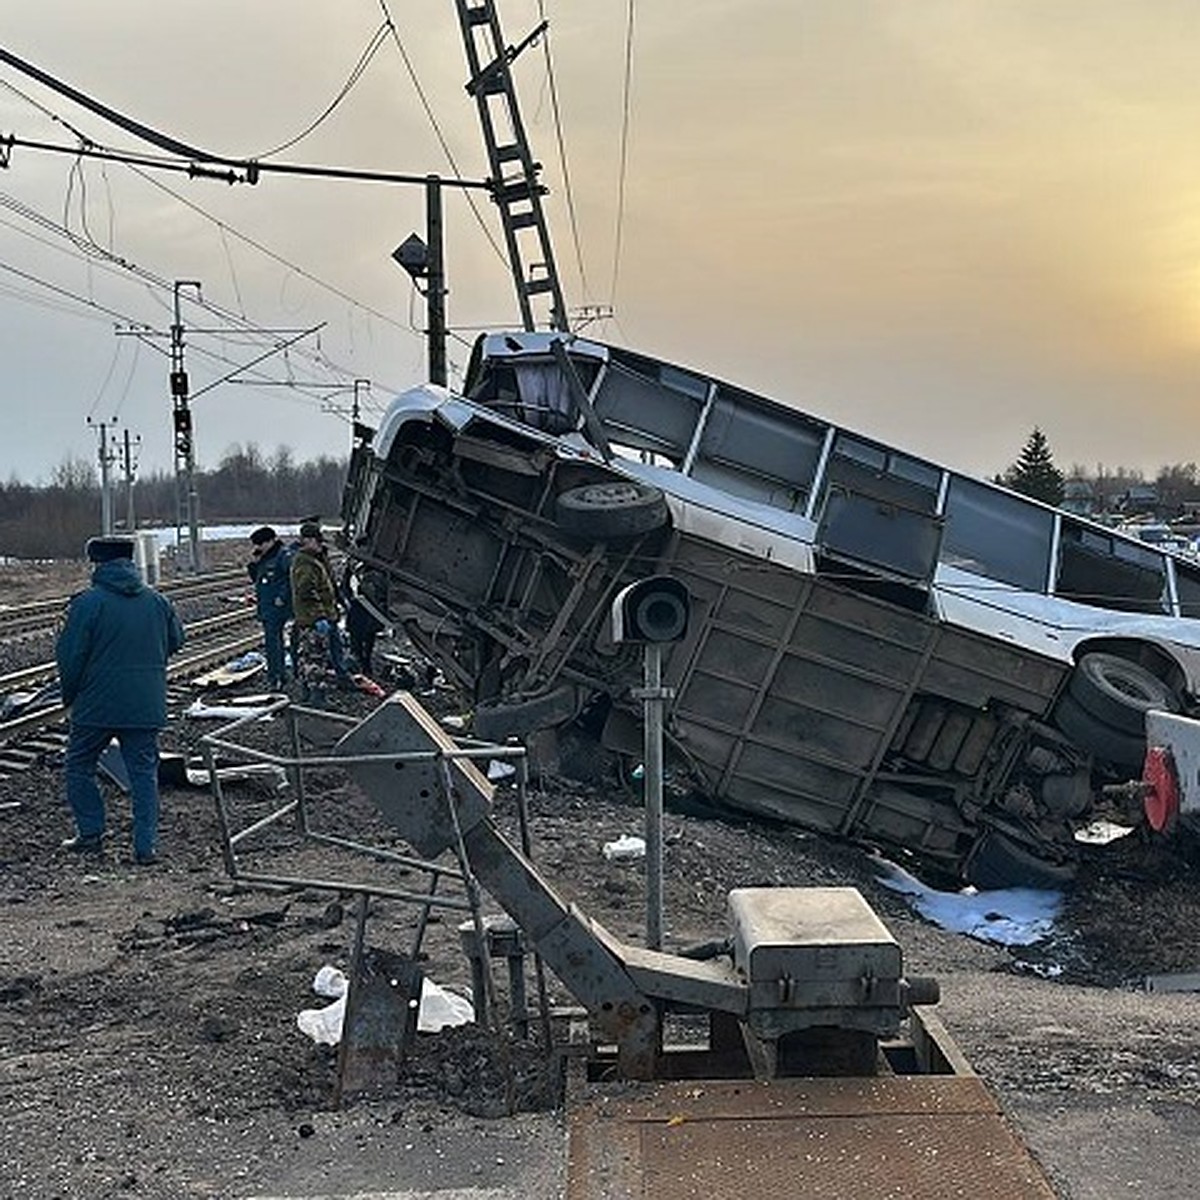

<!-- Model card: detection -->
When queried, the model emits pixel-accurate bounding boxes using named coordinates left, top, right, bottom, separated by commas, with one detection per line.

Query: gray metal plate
left=568, top=1076, right=1056, bottom=1199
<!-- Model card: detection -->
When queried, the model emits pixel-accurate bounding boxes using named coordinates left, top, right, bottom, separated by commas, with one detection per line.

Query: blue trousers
left=66, top=724, right=160, bottom=859
left=261, top=616, right=290, bottom=689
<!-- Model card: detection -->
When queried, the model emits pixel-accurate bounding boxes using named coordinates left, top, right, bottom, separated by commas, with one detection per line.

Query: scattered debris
left=874, top=857, right=1063, bottom=947
left=603, top=834, right=646, bottom=862
left=297, top=964, right=474, bottom=1046
left=1144, top=971, right=1200, bottom=993
left=192, top=651, right=266, bottom=689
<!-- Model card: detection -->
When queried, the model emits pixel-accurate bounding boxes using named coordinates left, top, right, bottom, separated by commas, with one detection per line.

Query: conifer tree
left=1003, top=427, right=1065, bottom=506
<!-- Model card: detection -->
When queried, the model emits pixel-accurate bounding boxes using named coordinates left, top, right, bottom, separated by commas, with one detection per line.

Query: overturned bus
left=340, top=331, right=1200, bottom=888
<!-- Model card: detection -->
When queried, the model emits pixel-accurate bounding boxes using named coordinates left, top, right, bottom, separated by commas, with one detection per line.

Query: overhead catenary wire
left=86, top=337, right=126, bottom=420
left=0, top=13, right=585, bottom=351
left=374, top=0, right=509, bottom=272
left=0, top=130, right=491, bottom=191
left=0, top=237, right=372, bottom=419
left=536, top=2, right=589, bottom=308
left=0, top=35, right=504, bottom=392
left=251, top=20, right=392, bottom=161
left=1, top=151, right=424, bottom=403
left=0, top=12, right=622, bottom=466
left=608, top=0, right=636, bottom=310
left=0, top=186, right=382, bottom=396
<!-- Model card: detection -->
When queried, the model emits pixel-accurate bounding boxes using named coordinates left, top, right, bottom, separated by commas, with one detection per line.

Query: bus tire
left=473, top=683, right=581, bottom=740
left=1069, top=652, right=1178, bottom=736
left=966, top=828, right=1077, bottom=890
left=1054, top=693, right=1145, bottom=769
left=555, top=481, right=668, bottom=539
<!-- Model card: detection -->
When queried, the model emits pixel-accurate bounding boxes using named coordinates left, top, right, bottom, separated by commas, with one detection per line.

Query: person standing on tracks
left=55, top=536, right=185, bottom=865
left=247, top=525, right=295, bottom=692
left=289, top=520, right=351, bottom=704
left=342, top=562, right=388, bottom=678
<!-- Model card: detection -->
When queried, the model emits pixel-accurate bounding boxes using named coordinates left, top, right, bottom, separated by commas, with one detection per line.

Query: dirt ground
left=4, top=555, right=1200, bottom=1198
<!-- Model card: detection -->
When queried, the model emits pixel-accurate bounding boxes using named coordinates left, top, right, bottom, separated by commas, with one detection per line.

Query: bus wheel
left=1069, top=652, right=1179, bottom=736
left=473, top=683, right=582, bottom=740
left=966, top=828, right=1077, bottom=890
left=1053, top=693, right=1145, bottom=770
left=555, top=481, right=668, bottom=539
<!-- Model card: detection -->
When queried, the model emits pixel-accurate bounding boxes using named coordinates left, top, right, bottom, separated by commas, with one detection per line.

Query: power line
left=375, top=0, right=508, bottom=269
left=252, top=20, right=392, bottom=160
left=122, top=166, right=413, bottom=340
left=536, top=2, right=590, bottom=308
left=0, top=130, right=491, bottom=190
left=609, top=0, right=637, bottom=309
left=0, top=184, right=401, bottom=394
left=0, top=256, right=139, bottom=325
left=0, top=238, right=373, bottom=414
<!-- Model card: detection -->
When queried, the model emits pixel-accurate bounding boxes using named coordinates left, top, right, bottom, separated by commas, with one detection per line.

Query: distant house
left=1116, top=483, right=1160, bottom=517
left=1061, top=477, right=1096, bottom=516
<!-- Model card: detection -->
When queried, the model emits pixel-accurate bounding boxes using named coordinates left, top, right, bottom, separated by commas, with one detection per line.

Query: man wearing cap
left=55, top=536, right=186, bottom=864
left=290, top=520, right=351, bottom=703
left=247, top=526, right=295, bottom=691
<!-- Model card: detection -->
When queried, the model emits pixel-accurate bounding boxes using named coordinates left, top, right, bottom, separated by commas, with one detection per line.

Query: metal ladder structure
left=454, top=0, right=569, bottom=333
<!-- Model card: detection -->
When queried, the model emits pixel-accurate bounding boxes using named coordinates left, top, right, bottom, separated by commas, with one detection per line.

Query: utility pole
left=119, top=305, right=327, bottom=572
left=426, top=175, right=447, bottom=386
left=87, top=416, right=118, bottom=535
left=392, top=177, right=448, bottom=387
left=171, top=280, right=203, bottom=574
left=351, top=378, right=373, bottom=449
left=118, top=428, right=141, bottom=532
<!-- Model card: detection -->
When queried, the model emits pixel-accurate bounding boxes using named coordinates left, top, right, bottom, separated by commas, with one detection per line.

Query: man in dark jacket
left=247, top=525, right=294, bottom=691
left=342, top=563, right=388, bottom=677
left=56, top=536, right=185, bottom=864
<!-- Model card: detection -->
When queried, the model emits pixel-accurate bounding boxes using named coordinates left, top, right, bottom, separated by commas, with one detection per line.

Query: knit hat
left=86, top=536, right=136, bottom=563
left=298, top=520, right=324, bottom=541
left=249, top=526, right=277, bottom=546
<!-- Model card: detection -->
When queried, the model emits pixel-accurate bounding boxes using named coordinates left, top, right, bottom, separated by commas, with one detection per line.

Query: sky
left=2, top=2, right=1200, bottom=487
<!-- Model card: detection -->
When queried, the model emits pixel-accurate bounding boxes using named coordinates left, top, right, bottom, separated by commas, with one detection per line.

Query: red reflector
left=1144, top=745, right=1181, bottom=833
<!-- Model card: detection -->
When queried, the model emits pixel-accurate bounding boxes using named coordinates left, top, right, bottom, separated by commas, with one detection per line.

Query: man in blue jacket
left=247, top=525, right=294, bottom=691
left=56, top=536, right=185, bottom=864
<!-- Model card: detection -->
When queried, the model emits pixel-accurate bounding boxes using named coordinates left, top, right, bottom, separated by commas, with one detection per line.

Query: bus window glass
left=941, top=477, right=1053, bottom=591
left=1173, top=558, right=1200, bottom=617
left=1056, top=520, right=1169, bottom=613
left=823, top=434, right=941, bottom=515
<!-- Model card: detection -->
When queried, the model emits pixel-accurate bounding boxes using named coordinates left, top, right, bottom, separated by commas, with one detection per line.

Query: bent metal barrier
left=198, top=687, right=1058, bottom=1195
left=203, top=689, right=948, bottom=1083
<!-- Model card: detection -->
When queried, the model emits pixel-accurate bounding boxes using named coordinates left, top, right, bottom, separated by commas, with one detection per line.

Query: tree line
left=1, top=444, right=348, bottom=560
left=1001, top=428, right=1200, bottom=518
left=4, top=430, right=1194, bottom=561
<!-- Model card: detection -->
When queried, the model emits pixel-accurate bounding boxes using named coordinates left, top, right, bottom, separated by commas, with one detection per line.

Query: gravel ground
left=4, top=550, right=1200, bottom=1197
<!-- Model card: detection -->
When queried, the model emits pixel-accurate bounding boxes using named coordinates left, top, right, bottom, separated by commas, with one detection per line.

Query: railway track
left=0, top=609, right=264, bottom=783
left=0, top=567, right=248, bottom=639
left=0, top=554, right=352, bottom=785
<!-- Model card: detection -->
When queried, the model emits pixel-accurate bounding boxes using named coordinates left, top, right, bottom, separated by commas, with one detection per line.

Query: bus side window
left=941, top=477, right=1053, bottom=592
left=1056, top=520, right=1169, bottom=614
left=1174, top=557, right=1200, bottom=618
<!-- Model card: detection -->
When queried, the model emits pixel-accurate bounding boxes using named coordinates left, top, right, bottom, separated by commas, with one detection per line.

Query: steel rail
left=0, top=628, right=263, bottom=745
left=0, top=609, right=258, bottom=695
left=0, top=567, right=249, bottom=636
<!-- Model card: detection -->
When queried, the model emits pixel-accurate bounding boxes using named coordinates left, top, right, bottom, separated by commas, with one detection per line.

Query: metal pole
left=645, top=642, right=665, bottom=950
left=122, top=428, right=136, bottom=531
left=425, top=175, right=447, bottom=387
left=98, top=421, right=113, bottom=535
left=171, top=280, right=203, bottom=573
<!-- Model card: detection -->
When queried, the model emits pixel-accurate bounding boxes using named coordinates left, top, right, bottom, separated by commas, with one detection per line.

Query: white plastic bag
left=312, top=964, right=347, bottom=998
left=295, top=966, right=474, bottom=1044
left=418, top=979, right=475, bottom=1031
left=603, top=834, right=646, bottom=862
